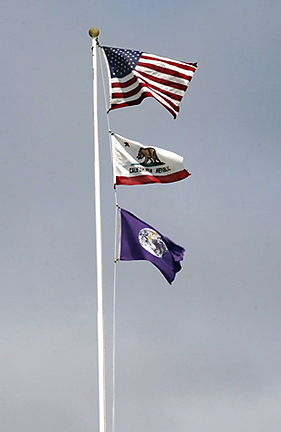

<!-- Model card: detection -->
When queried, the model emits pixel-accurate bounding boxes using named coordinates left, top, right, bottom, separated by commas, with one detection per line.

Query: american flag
left=102, top=46, right=197, bottom=119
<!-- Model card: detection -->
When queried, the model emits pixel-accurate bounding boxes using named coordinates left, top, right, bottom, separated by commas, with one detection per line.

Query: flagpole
left=89, top=27, right=106, bottom=432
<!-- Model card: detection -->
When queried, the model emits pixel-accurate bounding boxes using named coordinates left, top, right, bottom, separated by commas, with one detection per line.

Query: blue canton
left=103, top=47, right=142, bottom=78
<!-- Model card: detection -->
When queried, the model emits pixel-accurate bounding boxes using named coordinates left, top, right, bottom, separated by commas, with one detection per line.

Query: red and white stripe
left=110, top=53, right=197, bottom=118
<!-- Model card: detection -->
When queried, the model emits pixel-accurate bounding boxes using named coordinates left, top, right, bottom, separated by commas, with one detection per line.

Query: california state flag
left=111, top=132, right=190, bottom=186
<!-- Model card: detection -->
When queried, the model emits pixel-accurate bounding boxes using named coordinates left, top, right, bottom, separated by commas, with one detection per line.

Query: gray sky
left=1, top=0, right=281, bottom=431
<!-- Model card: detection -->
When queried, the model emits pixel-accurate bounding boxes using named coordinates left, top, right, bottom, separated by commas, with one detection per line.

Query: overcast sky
left=1, top=0, right=281, bottom=431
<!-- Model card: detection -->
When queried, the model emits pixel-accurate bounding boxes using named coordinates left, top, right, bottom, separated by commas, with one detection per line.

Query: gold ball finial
left=89, top=27, right=100, bottom=38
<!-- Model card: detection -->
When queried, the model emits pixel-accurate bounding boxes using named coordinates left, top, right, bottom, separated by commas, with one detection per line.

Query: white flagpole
left=89, top=27, right=106, bottom=432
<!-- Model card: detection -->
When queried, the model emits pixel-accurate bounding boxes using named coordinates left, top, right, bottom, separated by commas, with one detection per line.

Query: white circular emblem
left=138, top=228, right=168, bottom=257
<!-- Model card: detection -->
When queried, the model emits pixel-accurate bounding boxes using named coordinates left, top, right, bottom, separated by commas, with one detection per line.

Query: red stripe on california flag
left=116, top=170, right=190, bottom=185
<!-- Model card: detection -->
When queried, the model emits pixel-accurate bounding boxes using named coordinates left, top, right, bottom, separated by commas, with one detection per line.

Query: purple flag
left=119, top=208, right=185, bottom=284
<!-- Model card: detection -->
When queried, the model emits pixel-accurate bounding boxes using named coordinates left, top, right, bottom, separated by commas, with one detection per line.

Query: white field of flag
left=111, top=132, right=190, bottom=186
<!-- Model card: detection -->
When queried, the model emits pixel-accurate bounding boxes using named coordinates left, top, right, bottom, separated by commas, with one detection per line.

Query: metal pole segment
left=89, top=28, right=106, bottom=432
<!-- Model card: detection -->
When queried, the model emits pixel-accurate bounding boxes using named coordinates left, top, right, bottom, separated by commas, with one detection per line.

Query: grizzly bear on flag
left=136, top=147, right=162, bottom=165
